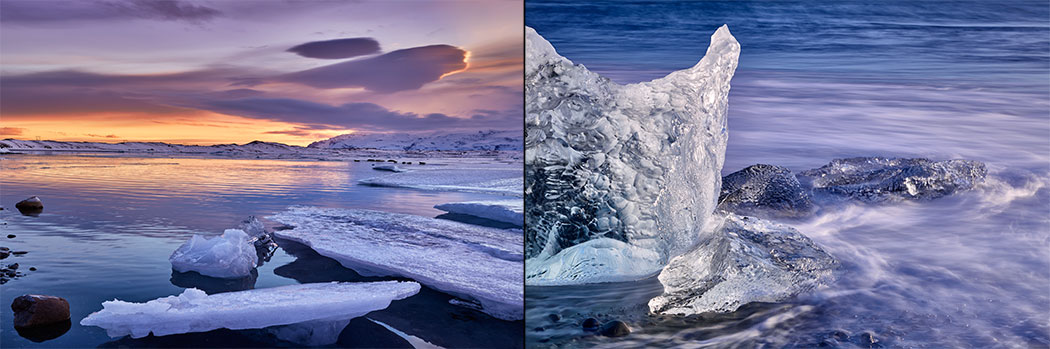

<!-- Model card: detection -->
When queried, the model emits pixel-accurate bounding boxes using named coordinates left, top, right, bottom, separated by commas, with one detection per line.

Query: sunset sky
left=0, top=0, right=523, bottom=145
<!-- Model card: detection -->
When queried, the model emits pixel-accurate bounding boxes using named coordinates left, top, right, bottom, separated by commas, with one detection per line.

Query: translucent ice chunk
left=268, top=206, right=523, bottom=320
left=169, top=229, right=257, bottom=279
left=525, top=25, right=740, bottom=284
left=80, top=281, right=420, bottom=340
left=648, top=214, right=837, bottom=315
left=798, top=157, right=987, bottom=202
left=435, top=200, right=524, bottom=225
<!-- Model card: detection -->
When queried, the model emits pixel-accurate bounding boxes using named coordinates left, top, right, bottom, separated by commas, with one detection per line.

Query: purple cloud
left=288, top=38, right=381, bottom=59
left=281, top=44, right=467, bottom=92
left=0, top=0, right=220, bottom=23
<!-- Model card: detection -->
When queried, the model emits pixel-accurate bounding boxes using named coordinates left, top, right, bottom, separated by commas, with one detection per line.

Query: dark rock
left=581, top=318, right=601, bottom=332
left=14, top=319, right=71, bottom=342
left=418, top=162, right=426, bottom=165
left=799, top=157, right=986, bottom=202
left=337, top=317, right=412, bottom=348
left=29, top=267, right=36, bottom=271
left=0, top=251, right=8, bottom=259
left=11, top=295, right=70, bottom=328
left=548, top=313, right=560, bottom=322
left=15, top=196, right=43, bottom=216
left=599, top=320, right=631, bottom=337
left=353, top=159, right=360, bottom=162
left=719, top=164, right=815, bottom=218
left=387, top=159, right=397, bottom=163
left=12, top=251, right=27, bottom=255
left=858, top=331, right=879, bottom=345
left=7, top=234, right=15, bottom=238
left=9, top=263, right=18, bottom=270
left=831, top=329, right=851, bottom=341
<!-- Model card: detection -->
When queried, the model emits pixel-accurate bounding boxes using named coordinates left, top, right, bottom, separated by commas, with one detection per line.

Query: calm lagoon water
left=527, top=1, right=1050, bottom=347
left=0, top=154, right=522, bottom=348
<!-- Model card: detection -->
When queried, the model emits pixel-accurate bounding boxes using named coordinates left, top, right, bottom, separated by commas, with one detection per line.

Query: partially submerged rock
left=599, top=320, right=631, bottom=337
left=649, top=214, right=838, bottom=315
left=12, top=294, right=70, bottom=328
left=169, top=229, right=257, bottom=279
left=718, top=164, right=814, bottom=218
left=269, top=206, right=523, bottom=320
left=80, top=281, right=420, bottom=341
left=15, top=196, right=43, bottom=216
left=799, top=157, right=986, bottom=202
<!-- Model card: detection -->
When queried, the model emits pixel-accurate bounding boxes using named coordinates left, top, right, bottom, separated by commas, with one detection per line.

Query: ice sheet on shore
left=524, top=26, right=739, bottom=285
left=268, top=206, right=523, bottom=320
left=648, top=214, right=838, bottom=315
left=169, top=229, right=257, bottom=279
left=360, top=167, right=522, bottom=197
left=435, top=200, right=523, bottom=225
left=80, top=281, right=420, bottom=340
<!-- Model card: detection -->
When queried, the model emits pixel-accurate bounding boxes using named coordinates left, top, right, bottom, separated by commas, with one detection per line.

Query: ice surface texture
left=169, top=229, right=257, bottom=279
left=718, top=164, right=815, bottom=218
left=435, top=200, right=524, bottom=225
left=525, top=26, right=740, bottom=285
left=360, top=167, right=523, bottom=197
left=799, top=157, right=986, bottom=202
left=80, top=281, right=420, bottom=340
left=268, top=206, right=523, bottom=320
left=649, top=214, right=838, bottom=315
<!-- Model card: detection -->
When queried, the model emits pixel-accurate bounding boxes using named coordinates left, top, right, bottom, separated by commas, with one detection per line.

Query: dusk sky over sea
left=0, top=0, right=523, bottom=145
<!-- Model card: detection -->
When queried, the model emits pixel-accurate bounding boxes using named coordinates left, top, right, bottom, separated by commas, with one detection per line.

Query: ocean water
left=526, top=1, right=1050, bottom=347
left=0, top=154, right=522, bottom=348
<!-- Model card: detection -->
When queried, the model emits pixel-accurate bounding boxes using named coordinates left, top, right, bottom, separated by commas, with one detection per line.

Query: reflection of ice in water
left=524, top=25, right=739, bottom=285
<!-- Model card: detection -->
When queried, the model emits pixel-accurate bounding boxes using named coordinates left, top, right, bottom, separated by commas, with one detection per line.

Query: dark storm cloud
left=0, top=0, right=221, bottom=23
left=281, top=45, right=467, bottom=92
left=203, top=98, right=509, bottom=132
left=288, top=38, right=381, bottom=59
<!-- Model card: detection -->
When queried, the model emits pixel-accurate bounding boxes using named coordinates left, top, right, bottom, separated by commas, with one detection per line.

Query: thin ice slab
left=80, top=281, right=420, bottom=339
left=269, top=206, right=524, bottom=320
left=359, top=167, right=522, bottom=197
left=435, top=200, right=523, bottom=225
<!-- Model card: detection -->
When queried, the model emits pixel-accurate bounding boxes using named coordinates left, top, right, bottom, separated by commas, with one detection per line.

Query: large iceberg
left=80, top=281, right=420, bottom=341
left=648, top=214, right=838, bottom=315
left=268, top=206, right=523, bottom=320
left=360, top=167, right=522, bottom=197
left=435, top=200, right=524, bottom=225
left=169, top=229, right=257, bottom=279
left=525, top=26, right=740, bottom=284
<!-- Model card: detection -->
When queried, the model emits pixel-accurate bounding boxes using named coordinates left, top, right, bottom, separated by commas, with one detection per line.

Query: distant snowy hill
left=308, top=130, right=523, bottom=151
left=0, top=139, right=312, bottom=155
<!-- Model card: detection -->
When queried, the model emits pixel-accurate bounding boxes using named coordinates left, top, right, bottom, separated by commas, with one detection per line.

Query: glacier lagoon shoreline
left=0, top=153, right=525, bottom=348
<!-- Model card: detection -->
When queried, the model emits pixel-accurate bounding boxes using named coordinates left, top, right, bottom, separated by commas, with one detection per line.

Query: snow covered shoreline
left=0, top=139, right=522, bottom=161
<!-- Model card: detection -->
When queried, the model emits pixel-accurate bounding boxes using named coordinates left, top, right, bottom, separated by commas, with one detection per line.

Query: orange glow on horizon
left=1, top=112, right=353, bottom=146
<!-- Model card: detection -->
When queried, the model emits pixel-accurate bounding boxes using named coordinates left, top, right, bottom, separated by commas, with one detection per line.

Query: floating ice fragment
left=435, top=200, right=523, bottom=225
left=80, top=281, right=420, bottom=341
left=798, top=157, right=986, bottom=202
left=648, top=214, right=838, bottom=315
left=268, top=206, right=523, bottom=320
left=360, top=167, right=522, bottom=197
left=372, top=164, right=407, bottom=172
left=525, top=25, right=740, bottom=284
left=169, top=229, right=257, bottom=279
